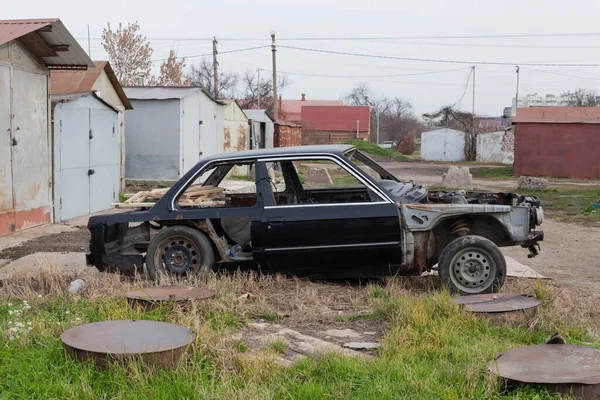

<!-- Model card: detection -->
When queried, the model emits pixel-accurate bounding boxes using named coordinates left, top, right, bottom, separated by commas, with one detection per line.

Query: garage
left=0, top=18, right=94, bottom=236
left=52, top=92, right=119, bottom=221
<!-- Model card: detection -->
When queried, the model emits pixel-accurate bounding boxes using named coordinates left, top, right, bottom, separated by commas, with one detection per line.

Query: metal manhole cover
left=456, top=293, right=541, bottom=313
left=126, top=285, right=214, bottom=307
left=488, top=344, right=600, bottom=399
left=61, top=320, right=195, bottom=367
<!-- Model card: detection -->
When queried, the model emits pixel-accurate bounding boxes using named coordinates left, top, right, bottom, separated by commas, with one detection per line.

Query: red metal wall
left=274, top=124, right=302, bottom=147
left=514, top=123, right=600, bottom=178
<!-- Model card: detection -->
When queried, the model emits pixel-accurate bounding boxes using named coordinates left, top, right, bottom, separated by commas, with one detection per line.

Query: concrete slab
left=504, top=255, right=547, bottom=279
left=0, top=252, right=90, bottom=279
left=0, top=224, right=77, bottom=252
left=424, top=255, right=546, bottom=279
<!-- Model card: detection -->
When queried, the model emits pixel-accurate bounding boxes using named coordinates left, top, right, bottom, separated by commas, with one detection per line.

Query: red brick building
left=301, top=106, right=371, bottom=145
left=274, top=120, right=302, bottom=147
left=513, top=107, right=600, bottom=178
left=279, top=94, right=343, bottom=124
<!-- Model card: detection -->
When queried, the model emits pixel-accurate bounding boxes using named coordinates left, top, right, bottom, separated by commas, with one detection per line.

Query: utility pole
left=257, top=68, right=261, bottom=109
left=515, top=66, right=520, bottom=117
left=212, top=37, right=219, bottom=99
left=356, top=120, right=360, bottom=139
left=271, top=32, right=278, bottom=120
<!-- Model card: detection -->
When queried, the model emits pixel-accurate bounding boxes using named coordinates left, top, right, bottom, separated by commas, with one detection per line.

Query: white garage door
left=53, top=97, right=119, bottom=222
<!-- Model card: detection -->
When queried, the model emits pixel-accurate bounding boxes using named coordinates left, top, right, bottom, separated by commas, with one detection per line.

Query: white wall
left=421, top=128, right=466, bottom=162
left=0, top=41, right=52, bottom=234
left=198, top=91, right=222, bottom=161
left=223, top=102, right=249, bottom=153
left=181, top=93, right=201, bottom=175
left=476, top=130, right=514, bottom=165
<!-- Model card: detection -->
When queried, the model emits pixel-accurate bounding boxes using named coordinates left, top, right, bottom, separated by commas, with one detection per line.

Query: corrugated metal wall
left=0, top=41, right=51, bottom=236
left=514, top=123, right=600, bottom=178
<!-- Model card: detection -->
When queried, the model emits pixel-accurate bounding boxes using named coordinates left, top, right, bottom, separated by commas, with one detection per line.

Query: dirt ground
left=0, top=229, right=90, bottom=261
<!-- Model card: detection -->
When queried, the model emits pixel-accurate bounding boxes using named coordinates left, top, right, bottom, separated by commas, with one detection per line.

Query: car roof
left=200, top=144, right=355, bottom=163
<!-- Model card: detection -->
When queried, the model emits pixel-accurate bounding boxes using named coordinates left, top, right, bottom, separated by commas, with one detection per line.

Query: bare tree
left=562, top=88, right=600, bottom=106
left=188, top=59, right=239, bottom=98
left=149, top=50, right=191, bottom=86
left=238, top=70, right=289, bottom=114
left=101, top=22, right=153, bottom=86
left=345, top=83, right=423, bottom=143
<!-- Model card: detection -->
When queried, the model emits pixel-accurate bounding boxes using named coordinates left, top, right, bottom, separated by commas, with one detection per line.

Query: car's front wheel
left=438, top=235, right=506, bottom=295
left=146, top=226, right=215, bottom=282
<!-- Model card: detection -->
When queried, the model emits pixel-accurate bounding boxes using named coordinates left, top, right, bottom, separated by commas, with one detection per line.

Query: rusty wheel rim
left=153, top=235, right=202, bottom=278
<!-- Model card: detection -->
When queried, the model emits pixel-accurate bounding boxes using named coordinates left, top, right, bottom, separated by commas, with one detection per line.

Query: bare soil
left=0, top=229, right=90, bottom=261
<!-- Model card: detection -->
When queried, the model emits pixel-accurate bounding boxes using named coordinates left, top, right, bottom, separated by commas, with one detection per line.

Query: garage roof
left=0, top=18, right=93, bottom=69
left=51, top=61, right=133, bottom=109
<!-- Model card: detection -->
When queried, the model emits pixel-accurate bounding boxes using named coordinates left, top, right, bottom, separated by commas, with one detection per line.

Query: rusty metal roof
left=51, top=61, right=133, bottom=109
left=513, top=107, right=600, bottom=124
left=0, top=19, right=93, bottom=69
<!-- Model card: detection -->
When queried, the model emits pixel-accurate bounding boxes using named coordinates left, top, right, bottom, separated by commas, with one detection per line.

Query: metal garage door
left=53, top=96, right=118, bottom=222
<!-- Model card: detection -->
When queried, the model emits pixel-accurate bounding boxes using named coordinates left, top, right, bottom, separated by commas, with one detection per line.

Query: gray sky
left=6, top=0, right=600, bottom=116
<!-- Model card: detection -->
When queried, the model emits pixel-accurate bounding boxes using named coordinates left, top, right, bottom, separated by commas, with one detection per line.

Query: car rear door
left=255, top=156, right=402, bottom=278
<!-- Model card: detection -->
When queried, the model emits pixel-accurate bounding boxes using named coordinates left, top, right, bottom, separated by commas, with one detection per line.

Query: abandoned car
left=87, top=145, right=544, bottom=295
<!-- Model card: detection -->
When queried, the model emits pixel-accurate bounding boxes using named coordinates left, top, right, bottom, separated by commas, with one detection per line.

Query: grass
left=0, top=266, right=597, bottom=399
left=527, top=187, right=600, bottom=223
left=344, top=140, right=408, bottom=161
left=230, top=174, right=251, bottom=181
left=470, top=166, right=514, bottom=180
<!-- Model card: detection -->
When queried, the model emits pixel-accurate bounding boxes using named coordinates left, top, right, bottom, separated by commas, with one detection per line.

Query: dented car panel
left=87, top=144, right=543, bottom=281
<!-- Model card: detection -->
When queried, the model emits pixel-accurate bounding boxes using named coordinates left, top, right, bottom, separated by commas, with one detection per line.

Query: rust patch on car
left=194, top=220, right=230, bottom=262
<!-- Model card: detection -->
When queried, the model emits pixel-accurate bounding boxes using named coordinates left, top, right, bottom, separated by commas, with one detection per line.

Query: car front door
left=255, top=156, right=402, bottom=279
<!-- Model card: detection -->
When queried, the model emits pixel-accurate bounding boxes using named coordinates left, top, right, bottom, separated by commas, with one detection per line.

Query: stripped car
left=87, top=144, right=543, bottom=294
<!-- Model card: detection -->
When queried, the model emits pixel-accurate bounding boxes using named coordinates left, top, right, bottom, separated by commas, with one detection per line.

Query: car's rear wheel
left=146, top=226, right=215, bottom=282
left=438, top=235, right=506, bottom=295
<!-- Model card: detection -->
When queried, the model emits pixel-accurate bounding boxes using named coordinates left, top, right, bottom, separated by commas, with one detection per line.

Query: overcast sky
left=6, top=0, right=600, bottom=116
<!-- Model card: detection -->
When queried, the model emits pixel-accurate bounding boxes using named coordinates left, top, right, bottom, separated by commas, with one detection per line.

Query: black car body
left=87, top=145, right=543, bottom=294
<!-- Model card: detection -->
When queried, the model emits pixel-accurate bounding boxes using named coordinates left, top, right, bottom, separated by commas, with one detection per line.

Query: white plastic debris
left=69, top=279, right=86, bottom=294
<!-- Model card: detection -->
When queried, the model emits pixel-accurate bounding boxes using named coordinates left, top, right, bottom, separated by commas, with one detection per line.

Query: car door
left=255, top=156, right=402, bottom=279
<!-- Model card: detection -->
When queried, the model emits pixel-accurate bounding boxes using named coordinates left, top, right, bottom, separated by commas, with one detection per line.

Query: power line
left=276, top=67, right=469, bottom=79
left=451, top=68, right=474, bottom=107
left=76, top=32, right=600, bottom=42
left=521, top=67, right=600, bottom=81
left=278, top=45, right=600, bottom=67
left=150, top=45, right=270, bottom=62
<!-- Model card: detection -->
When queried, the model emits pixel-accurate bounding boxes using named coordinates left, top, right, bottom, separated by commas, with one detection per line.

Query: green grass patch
left=470, top=166, right=514, bottom=180
left=344, top=140, right=408, bottom=161
left=230, top=174, right=251, bottom=181
left=0, top=288, right=595, bottom=399
left=118, top=192, right=128, bottom=203
left=528, top=187, right=600, bottom=223
left=268, top=337, right=289, bottom=354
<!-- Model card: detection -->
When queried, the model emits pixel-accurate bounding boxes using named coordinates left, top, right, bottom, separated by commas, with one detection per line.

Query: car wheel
left=146, top=225, right=215, bottom=282
left=438, top=235, right=506, bottom=295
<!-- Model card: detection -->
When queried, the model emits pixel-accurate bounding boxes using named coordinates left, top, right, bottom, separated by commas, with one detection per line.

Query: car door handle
left=267, top=217, right=285, bottom=225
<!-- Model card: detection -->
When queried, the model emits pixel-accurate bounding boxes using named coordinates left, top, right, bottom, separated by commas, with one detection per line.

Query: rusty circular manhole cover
left=489, top=344, right=600, bottom=399
left=126, top=286, right=214, bottom=308
left=61, top=320, right=195, bottom=367
left=456, top=293, right=541, bottom=313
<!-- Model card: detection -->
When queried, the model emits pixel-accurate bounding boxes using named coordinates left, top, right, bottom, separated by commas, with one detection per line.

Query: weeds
left=0, top=267, right=596, bottom=399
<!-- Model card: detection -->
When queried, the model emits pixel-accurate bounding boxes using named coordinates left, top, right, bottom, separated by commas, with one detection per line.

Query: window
left=176, top=161, right=257, bottom=208
left=268, top=158, right=385, bottom=205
